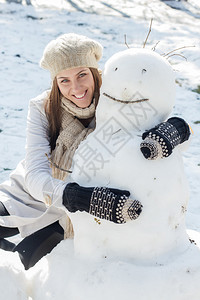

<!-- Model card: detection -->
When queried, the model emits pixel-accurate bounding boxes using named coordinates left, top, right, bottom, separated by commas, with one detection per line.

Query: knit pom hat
left=40, top=33, right=103, bottom=79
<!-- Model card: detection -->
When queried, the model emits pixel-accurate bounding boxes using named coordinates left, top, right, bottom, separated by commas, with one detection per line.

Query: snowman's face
left=98, top=48, right=176, bottom=131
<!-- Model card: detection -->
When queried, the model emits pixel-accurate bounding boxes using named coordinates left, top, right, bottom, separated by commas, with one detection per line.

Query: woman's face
left=56, top=67, right=95, bottom=108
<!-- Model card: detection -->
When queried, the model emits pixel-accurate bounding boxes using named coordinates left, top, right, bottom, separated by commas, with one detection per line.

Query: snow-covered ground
left=0, top=0, right=200, bottom=299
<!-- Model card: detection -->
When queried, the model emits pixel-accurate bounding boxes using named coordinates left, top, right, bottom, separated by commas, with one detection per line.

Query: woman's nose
left=71, top=80, right=80, bottom=92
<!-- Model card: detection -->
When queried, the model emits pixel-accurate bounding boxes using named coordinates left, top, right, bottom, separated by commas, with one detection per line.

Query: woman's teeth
left=74, top=91, right=87, bottom=99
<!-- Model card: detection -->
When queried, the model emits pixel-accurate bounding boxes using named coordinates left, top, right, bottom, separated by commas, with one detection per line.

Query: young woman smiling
left=56, top=67, right=95, bottom=108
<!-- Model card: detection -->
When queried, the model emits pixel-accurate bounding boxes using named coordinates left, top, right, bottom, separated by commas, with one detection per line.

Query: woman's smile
left=73, top=90, right=87, bottom=99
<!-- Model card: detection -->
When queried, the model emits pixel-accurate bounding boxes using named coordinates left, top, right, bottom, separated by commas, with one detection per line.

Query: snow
left=0, top=250, right=28, bottom=299
left=0, top=0, right=200, bottom=299
left=26, top=235, right=200, bottom=300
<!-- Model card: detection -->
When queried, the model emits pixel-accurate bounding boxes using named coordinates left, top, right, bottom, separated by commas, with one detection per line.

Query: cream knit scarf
left=50, top=96, right=96, bottom=238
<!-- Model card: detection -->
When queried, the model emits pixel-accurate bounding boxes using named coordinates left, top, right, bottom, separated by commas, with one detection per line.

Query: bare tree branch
left=45, top=153, right=72, bottom=173
left=124, top=34, right=130, bottom=48
left=151, top=41, right=160, bottom=51
left=166, top=53, right=187, bottom=61
left=163, top=45, right=195, bottom=57
left=143, top=18, right=153, bottom=48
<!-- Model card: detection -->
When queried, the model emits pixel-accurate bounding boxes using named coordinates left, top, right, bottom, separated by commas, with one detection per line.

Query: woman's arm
left=24, top=93, right=66, bottom=207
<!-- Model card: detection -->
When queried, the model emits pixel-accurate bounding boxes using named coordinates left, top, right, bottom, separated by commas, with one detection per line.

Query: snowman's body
left=68, top=48, right=191, bottom=263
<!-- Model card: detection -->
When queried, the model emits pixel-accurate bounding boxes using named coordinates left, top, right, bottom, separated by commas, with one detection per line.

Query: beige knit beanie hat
left=40, top=33, right=103, bottom=79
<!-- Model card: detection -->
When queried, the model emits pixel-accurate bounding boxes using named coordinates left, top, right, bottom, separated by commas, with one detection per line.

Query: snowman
left=29, top=48, right=200, bottom=300
left=66, top=47, right=192, bottom=263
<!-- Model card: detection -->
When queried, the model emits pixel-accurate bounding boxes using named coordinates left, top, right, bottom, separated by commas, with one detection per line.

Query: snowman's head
left=96, top=48, right=176, bottom=131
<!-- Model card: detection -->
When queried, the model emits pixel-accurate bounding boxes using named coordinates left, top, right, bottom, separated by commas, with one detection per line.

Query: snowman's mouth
left=103, top=92, right=149, bottom=104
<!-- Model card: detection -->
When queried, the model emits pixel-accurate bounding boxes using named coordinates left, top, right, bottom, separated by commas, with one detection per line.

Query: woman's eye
left=61, top=79, right=69, bottom=83
left=79, top=73, right=86, bottom=78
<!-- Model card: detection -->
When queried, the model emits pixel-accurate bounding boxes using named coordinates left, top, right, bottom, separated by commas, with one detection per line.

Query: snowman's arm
left=140, top=117, right=191, bottom=159
left=62, top=182, right=143, bottom=224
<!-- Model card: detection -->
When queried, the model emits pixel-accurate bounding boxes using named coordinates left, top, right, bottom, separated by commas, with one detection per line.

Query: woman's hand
left=140, top=117, right=191, bottom=160
left=62, top=183, right=142, bottom=224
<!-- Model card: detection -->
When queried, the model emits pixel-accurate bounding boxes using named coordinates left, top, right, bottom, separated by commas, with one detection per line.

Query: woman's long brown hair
left=44, top=68, right=102, bottom=151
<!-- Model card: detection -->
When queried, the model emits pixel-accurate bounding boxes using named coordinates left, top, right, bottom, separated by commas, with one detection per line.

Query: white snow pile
left=0, top=250, right=27, bottom=299
left=0, top=1, right=200, bottom=300
left=27, top=233, right=200, bottom=300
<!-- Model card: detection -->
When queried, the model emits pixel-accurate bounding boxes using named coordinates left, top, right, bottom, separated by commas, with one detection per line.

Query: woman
left=0, top=33, right=190, bottom=270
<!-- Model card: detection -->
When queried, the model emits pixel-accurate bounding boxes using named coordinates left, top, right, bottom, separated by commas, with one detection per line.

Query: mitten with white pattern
left=63, top=183, right=142, bottom=224
left=140, top=117, right=190, bottom=160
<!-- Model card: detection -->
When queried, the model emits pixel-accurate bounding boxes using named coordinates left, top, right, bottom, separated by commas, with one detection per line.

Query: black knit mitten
left=140, top=117, right=191, bottom=160
left=63, top=183, right=142, bottom=224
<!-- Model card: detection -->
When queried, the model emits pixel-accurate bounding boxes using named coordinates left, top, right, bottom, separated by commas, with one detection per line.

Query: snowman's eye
left=142, top=69, right=147, bottom=74
left=115, top=67, right=118, bottom=71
